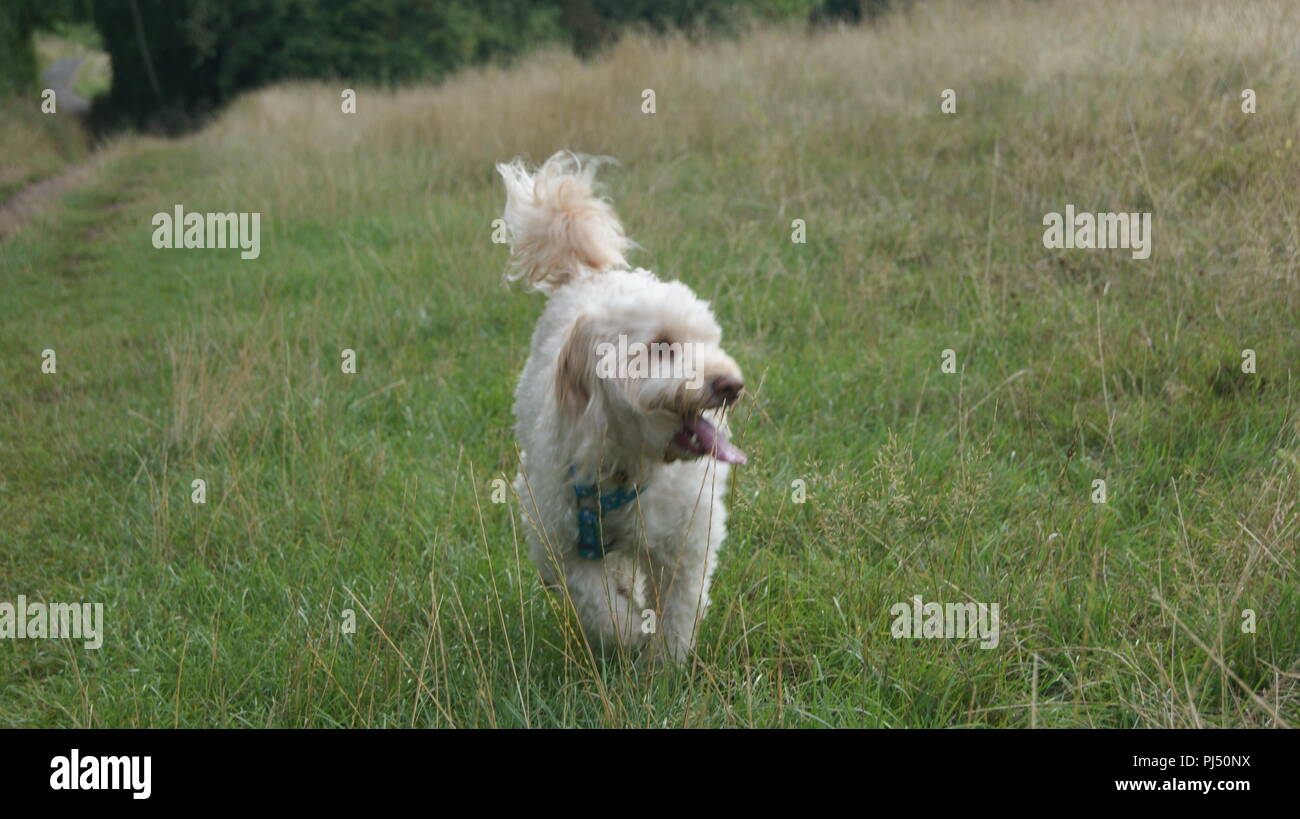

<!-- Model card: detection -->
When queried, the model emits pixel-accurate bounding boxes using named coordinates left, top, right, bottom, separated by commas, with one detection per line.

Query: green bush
left=89, top=0, right=567, bottom=131
left=1, top=2, right=43, bottom=96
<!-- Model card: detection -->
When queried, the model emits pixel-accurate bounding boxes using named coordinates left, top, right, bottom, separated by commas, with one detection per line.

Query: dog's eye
left=651, top=337, right=675, bottom=358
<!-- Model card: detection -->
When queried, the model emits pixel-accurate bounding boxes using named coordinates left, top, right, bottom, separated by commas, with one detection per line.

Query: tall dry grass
left=196, top=0, right=1298, bottom=198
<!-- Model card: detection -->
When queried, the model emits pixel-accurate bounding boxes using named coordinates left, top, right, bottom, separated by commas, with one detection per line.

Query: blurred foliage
left=2, top=0, right=95, bottom=96
left=0, top=6, right=38, bottom=96
left=0, top=0, right=892, bottom=133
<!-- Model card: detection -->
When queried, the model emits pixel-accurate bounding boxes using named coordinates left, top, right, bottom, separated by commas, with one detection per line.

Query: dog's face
left=555, top=278, right=746, bottom=465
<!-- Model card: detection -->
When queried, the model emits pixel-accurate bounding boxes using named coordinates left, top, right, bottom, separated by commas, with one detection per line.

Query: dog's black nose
left=712, top=375, right=744, bottom=403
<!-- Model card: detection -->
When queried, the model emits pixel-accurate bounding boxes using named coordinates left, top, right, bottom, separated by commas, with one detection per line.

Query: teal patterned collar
left=571, top=469, right=646, bottom=560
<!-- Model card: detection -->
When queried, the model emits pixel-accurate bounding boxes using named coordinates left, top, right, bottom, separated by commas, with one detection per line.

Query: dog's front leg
left=559, top=552, right=652, bottom=657
left=646, top=530, right=722, bottom=664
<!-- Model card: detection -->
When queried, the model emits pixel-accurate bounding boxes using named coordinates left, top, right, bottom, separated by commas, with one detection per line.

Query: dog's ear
left=555, top=316, right=593, bottom=414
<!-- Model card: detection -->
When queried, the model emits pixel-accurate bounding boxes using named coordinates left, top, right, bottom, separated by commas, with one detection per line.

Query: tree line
left=3, top=0, right=893, bottom=133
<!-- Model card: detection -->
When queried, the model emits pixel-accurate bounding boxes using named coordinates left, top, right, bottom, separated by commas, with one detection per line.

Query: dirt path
left=0, top=57, right=95, bottom=239
left=0, top=163, right=94, bottom=239
left=44, top=56, right=90, bottom=114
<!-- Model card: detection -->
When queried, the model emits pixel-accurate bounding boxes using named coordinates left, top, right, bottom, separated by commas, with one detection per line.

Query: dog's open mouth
left=671, top=414, right=746, bottom=464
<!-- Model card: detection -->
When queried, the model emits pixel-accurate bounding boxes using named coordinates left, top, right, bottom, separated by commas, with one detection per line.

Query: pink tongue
left=686, top=416, right=747, bottom=464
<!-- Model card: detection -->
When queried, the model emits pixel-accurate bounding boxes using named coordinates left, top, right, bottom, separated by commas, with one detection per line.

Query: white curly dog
left=497, top=152, right=746, bottom=665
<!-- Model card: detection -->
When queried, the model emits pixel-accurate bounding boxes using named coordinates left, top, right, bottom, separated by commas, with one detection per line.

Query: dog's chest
left=571, top=463, right=727, bottom=560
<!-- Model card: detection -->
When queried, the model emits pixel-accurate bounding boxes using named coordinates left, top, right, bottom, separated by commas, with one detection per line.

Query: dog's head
left=554, top=273, right=746, bottom=467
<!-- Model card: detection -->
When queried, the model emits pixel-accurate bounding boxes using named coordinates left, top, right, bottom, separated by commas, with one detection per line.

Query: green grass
left=0, top=0, right=1297, bottom=727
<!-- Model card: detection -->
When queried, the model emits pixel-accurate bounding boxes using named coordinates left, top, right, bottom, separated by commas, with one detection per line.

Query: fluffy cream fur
left=497, top=151, right=746, bottom=665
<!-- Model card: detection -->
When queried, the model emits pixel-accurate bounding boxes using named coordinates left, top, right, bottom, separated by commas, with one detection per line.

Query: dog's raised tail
left=496, top=151, right=631, bottom=292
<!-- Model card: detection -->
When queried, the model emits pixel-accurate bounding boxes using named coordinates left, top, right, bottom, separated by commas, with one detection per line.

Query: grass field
left=1, top=0, right=1297, bottom=728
